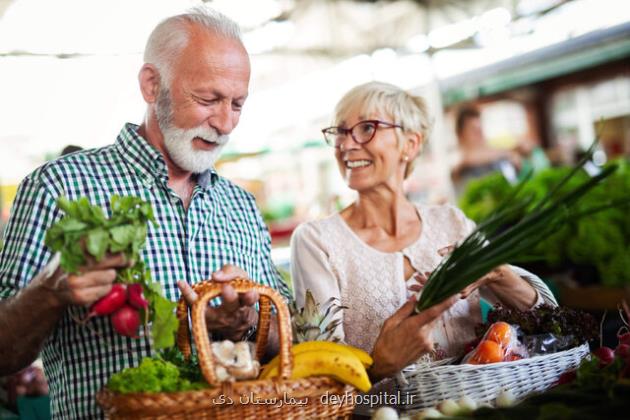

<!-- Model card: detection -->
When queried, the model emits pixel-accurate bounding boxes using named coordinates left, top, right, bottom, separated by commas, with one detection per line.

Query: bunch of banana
left=259, top=341, right=373, bottom=392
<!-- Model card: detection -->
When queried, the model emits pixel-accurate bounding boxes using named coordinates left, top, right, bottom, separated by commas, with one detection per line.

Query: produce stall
left=459, top=158, right=630, bottom=307
left=370, top=303, right=630, bottom=420
left=4, top=140, right=626, bottom=418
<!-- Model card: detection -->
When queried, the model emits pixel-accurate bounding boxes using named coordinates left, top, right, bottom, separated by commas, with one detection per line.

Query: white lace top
left=290, top=204, right=556, bottom=357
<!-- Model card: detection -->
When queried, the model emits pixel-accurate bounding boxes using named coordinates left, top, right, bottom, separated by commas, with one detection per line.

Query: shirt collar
left=115, top=123, right=219, bottom=190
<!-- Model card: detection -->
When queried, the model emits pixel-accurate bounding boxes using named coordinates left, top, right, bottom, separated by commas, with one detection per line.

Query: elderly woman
left=290, top=81, right=556, bottom=382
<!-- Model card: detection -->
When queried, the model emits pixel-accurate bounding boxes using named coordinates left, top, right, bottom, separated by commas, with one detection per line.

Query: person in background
left=59, top=145, right=83, bottom=156
left=290, top=82, right=556, bottom=405
left=0, top=146, right=84, bottom=415
left=0, top=8, right=289, bottom=418
left=450, top=106, right=523, bottom=196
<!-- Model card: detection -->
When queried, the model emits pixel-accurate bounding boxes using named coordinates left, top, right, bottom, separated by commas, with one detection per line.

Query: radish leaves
left=45, top=195, right=178, bottom=349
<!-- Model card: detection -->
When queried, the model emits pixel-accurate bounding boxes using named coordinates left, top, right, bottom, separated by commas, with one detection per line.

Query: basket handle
left=175, top=278, right=293, bottom=386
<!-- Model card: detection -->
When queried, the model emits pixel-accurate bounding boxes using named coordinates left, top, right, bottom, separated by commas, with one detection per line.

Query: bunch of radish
left=560, top=301, right=630, bottom=384
left=591, top=330, right=630, bottom=373
left=81, top=283, right=149, bottom=338
left=593, top=301, right=630, bottom=373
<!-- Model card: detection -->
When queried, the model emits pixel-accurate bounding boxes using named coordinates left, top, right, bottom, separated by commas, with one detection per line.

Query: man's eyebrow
left=192, top=89, right=221, bottom=99
left=193, top=89, right=248, bottom=102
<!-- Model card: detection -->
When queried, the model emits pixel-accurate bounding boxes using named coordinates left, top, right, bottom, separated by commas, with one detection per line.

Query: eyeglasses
left=321, top=120, right=403, bottom=148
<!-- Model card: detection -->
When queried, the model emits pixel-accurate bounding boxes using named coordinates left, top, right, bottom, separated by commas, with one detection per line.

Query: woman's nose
left=337, top=132, right=359, bottom=151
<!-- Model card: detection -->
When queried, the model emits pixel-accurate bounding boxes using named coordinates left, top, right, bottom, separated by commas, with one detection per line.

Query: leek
left=416, top=141, right=629, bottom=312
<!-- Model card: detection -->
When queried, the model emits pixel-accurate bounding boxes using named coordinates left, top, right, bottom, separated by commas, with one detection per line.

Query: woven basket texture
left=395, top=342, right=590, bottom=412
left=97, top=279, right=356, bottom=419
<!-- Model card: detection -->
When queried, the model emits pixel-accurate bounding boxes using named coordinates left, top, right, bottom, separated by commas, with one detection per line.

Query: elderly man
left=0, top=8, right=289, bottom=418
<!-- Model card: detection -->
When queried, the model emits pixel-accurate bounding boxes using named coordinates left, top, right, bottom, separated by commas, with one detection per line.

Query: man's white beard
left=162, top=124, right=228, bottom=174
left=155, top=84, right=229, bottom=174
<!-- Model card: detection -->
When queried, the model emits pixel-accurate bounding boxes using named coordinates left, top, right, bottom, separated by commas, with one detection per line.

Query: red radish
left=617, top=332, right=630, bottom=346
left=111, top=305, right=140, bottom=338
left=83, top=284, right=127, bottom=322
left=556, top=370, right=577, bottom=385
left=127, top=283, right=149, bottom=310
left=592, top=346, right=615, bottom=367
left=615, top=343, right=630, bottom=360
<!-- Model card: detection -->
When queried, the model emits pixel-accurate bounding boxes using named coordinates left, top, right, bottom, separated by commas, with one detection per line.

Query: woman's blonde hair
left=333, top=81, right=433, bottom=178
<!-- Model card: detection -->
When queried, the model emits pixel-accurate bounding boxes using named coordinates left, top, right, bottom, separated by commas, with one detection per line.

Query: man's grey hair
left=144, top=6, right=242, bottom=87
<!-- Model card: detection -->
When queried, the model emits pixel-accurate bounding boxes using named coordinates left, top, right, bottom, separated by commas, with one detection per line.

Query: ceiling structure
left=207, top=0, right=570, bottom=57
left=1, top=0, right=628, bottom=183
left=0, top=0, right=570, bottom=58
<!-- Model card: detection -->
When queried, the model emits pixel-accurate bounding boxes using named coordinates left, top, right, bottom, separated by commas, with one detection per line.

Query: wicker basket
left=394, top=342, right=590, bottom=412
left=97, top=279, right=356, bottom=419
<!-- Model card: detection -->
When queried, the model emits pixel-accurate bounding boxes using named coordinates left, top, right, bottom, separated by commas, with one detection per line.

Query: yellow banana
left=260, top=349, right=372, bottom=393
left=293, top=341, right=373, bottom=368
left=292, top=349, right=372, bottom=392
left=260, top=341, right=373, bottom=378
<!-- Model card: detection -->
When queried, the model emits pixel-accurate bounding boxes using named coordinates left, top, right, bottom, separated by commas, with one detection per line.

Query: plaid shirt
left=0, top=123, right=291, bottom=419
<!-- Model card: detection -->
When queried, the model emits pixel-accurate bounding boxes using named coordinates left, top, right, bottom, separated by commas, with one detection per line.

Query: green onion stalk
left=416, top=140, right=630, bottom=312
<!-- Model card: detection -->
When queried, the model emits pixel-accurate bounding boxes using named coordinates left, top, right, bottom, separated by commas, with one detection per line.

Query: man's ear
left=138, top=64, right=161, bottom=104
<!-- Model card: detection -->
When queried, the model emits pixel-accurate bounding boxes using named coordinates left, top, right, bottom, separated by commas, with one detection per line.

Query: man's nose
left=209, top=102, right=237, bottom=135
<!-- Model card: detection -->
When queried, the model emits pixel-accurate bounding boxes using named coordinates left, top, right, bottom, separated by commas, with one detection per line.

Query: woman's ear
left=403, top=132, right=423, bottom=161
left=138, top=64, right=161, bottom=104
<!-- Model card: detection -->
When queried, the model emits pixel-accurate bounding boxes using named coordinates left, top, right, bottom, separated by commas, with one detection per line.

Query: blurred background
left=0, top=0, right=629, bottom=415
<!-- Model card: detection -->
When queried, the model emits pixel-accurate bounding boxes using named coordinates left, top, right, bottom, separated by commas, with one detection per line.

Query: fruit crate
left=394, top=343, right=590, bottom=413
left=97, top=279, right=357, bottom=419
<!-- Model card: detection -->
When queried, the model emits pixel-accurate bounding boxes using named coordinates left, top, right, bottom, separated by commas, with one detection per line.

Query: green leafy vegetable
left=159, top=347, right=205, bottom=383
left=45, top=195, right=154, bottom=274
left=417, top=142, right=630, bottom=312
left=459, top=159, right=630, bottom=287
left=107, top=357, right=207, bottom=393
left=477, top=304, right=598, bottom=349
left=45, top=195, right=178, bottom=349
left=148, top=283, right=179, bottom=350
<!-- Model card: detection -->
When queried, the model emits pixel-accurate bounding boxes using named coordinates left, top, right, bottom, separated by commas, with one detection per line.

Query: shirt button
left=170, top=196, right=179, bottom=205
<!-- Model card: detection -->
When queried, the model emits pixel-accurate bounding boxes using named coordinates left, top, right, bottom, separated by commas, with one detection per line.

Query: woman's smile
left=345, top=159, right=373, bottom=169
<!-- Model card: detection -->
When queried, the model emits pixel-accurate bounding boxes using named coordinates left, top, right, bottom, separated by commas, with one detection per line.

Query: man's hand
left=37, top=252, right=130, bottom=308
left=177, top=265, right=259, bottom=341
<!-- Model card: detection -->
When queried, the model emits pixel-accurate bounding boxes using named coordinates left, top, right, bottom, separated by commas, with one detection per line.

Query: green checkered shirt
left=0, top=123, right=291, bottom=419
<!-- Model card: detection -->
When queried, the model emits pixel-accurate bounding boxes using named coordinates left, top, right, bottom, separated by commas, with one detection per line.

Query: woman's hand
left=369, top=295, right=457, bottom=381
left=459, top=266, right=504, bottom=299
left=460, top=265, right=538, bottom=310
left=433, top=247, right=536, bottom=308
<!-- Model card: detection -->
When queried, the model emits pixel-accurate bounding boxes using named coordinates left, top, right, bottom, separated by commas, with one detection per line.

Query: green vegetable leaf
left=109, top=225, right=136, bottom=246
left=44, top=195, right=171, bottom=351
left=151, top=295, right=178, bottom=350
left=57, top=218, right=88, bottom=233
left=86, top=228, right=109, bottom=261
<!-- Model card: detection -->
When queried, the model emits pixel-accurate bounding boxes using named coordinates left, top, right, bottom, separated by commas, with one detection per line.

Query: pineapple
left=289, top=290, right=346, bottom=343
